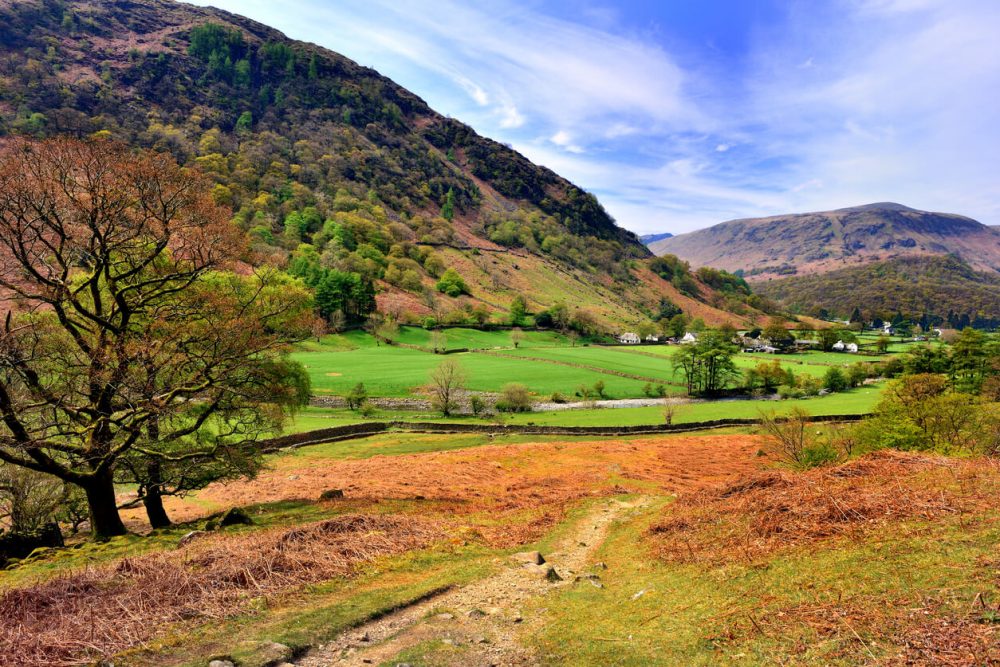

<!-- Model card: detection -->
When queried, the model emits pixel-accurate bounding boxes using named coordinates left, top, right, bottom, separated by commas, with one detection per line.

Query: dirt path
left=294, top=496, right=652, bottom=667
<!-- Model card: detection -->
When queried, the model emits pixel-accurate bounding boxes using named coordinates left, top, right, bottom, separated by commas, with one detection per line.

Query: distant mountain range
left=640, top=232, right=673, bottom=245
left=649, top=203, right=1000, bottom=280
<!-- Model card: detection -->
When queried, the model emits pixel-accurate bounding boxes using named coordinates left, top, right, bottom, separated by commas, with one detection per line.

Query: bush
left=469, top=394, right=486, bottom=416
left=345, top=382, right=368, bottom=410
left=435, top=269, right=468, bottom=297
left=550, top=392, right=568, bottom=404
left=823, top=367, right=848, bottom=393
left=496, top=383, right=534, bottom=412
left=799, top=443, right=841, bottom=468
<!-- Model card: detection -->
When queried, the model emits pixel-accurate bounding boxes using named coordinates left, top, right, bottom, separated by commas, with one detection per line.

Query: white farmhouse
left=680, top=332, right=699, bottom=344
left=618, top=332, right=641, bottom=345
left=845, top=342, right=859, bottom=353
left=832, top=340, right=846, bottom=351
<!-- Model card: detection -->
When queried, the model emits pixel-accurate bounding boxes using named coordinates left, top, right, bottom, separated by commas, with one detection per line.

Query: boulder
left=510, top=550, right=545, bottom=565
left=208, top=660, right=234, bottom=667
left=319, top=488, right=345, bottom=500
left=523, top=563, right=561, bottom=581
left=254, top=641, right=292, bottom=664
left=218, top=507, right=253, bottom=527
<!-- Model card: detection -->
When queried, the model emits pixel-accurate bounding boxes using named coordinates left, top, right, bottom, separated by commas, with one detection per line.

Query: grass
left=293, top=339, right=654, bottom=399
left=285, top=385, right=883, bottom=431
left=527, top=493, right=1000, bottom=665
left=503, top=386, right=882, bottom=426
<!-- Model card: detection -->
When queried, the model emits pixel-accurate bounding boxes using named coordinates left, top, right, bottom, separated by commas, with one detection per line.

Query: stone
left=178, top=530, right=206, bottom=547
left=254, top=641, right=292, bottom=664
left=319, top=488, right=345, bottom=500
left=511, top=550, right=545, bottom=565
left=208, top=661, right=234, bottom=667
left=467, top=608, right=486, bottom=618
left=523, top=563, right=561, bottom=581
left=276, top=663, right=296, bottom=667
left=593, top=561, right=608, bottom=570
left=435, top=612, right=455, bottom=620
left=474, top=635, right=489, bottom=644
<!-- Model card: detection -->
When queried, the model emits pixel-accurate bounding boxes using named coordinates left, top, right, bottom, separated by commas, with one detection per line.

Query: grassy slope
left=527, top=497, right=1000, bottom=665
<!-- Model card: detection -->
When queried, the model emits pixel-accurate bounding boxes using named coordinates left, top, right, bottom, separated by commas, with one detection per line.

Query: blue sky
left=185, top=0, right=1000, bottom=234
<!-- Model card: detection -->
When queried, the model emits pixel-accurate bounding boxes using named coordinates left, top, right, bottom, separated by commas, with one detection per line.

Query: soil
left=293, top=497, right=652, bottom=667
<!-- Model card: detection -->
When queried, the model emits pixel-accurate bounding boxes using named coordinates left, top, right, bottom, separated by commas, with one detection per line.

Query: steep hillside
left=0, top=0, right=769, bottom=329
left=756, top=255, right=1000, bottom=328
left=650, top=203, right=1000, bottom=280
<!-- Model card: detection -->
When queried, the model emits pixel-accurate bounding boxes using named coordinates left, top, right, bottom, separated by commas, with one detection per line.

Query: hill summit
left=650, top=202, right=1000, bottom=280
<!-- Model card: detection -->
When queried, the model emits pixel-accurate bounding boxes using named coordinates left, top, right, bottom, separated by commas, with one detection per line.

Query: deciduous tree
left=0, top=138, right=312, bottom=538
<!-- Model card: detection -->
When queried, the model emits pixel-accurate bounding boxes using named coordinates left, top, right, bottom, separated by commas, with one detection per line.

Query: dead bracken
left=0, top=514, right=440, bottom=667
left=647, top=450, right=1000, bottom=565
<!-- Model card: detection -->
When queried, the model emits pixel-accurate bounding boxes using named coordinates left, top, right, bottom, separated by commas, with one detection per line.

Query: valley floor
left=3, top=428, right=997, bottom=666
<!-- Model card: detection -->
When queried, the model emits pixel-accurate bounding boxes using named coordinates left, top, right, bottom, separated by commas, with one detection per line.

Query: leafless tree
left=429, top=359, right=467, bottom=416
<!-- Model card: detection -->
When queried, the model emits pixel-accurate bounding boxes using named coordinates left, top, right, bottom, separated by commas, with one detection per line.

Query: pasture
left=293, top=327, right=904, bottom=403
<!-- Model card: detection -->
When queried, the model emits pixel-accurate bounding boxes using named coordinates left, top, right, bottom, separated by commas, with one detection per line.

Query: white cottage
left=618, top=332, right=641, bottom=345
left=680, top=332, right=699, bottom=344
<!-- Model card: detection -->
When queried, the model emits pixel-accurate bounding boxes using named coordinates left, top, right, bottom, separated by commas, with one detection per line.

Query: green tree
left=823, top=367, right=848, bottom=393
left=436, top=268, right=468, bottom=297
left=442, top=187, right=455, bottom=221
left=0, top=138, right=312, bottom=538
left=672, top=330, right=740, bottom=396
left=509, top=294, right=528, bottom=326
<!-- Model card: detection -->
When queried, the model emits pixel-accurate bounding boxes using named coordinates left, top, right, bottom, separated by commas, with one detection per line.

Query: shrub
left=345, top=382, right=368, bottom=410
left=469, top=394, right=486, bottom=416
left=435, top=269, right=468, bottom=297
left=799, top=443, right=841, bottom=468
left=496, top=383, right=534, bottom=412
left=593, top=380, right=606, bottom=399
left=823, top=367, right=848, bottom=393
left=550, top=392, right=568, bottom=404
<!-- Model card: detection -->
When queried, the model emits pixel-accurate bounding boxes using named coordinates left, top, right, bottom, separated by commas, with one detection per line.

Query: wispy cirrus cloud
left=185, top=0, right=1000, bottom=234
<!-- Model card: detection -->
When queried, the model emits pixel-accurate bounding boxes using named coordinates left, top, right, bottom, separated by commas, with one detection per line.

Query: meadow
left=292, top=327, right=907, bottom=403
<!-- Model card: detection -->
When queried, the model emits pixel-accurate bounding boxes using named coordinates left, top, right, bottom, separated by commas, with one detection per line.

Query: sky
left=184, top=0, right=1000, bottom=235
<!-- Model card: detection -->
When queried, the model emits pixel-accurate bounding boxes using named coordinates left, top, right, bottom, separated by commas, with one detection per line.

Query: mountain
left=640, top=232, right=673, bottom=245
left=649, top=203, right=1000, bottom=280
left=0, top=0, right=773, bottom=329
left=755, top=255, right=1000, bottom=328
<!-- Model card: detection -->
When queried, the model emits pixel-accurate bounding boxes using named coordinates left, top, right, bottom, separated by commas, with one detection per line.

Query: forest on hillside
left=757, top=255, right=1000, bottom=328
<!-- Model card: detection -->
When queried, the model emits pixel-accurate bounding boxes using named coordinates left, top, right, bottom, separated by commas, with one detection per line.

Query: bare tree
left=0, top=138, right=312, bottom=538
left=328, top=309, right=346, bottom=334
left=430, top=329, right=447, bottom=353
left=757, top=408, right=812, bottom=465
left=429, top=359, right=467, bottom=416
left=510, top=327, right=524, bottom=349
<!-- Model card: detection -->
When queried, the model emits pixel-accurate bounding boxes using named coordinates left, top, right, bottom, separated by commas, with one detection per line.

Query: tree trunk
left=142, top=461, right=171, bottom=529
left=84, top=470, right=127, bottom=539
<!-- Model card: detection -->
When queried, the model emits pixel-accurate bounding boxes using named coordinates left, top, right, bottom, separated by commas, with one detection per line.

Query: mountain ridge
left=649, top=202, right=1000, bottom=279
left=0, top=0, right=779, bottom=330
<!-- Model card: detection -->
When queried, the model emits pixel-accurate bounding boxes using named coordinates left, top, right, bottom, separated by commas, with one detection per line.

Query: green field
left=292, top=328, right=903, bottom=403
left=293, top=335, right=654, bottom=399
left=285, top=385, right=883, bottom=432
